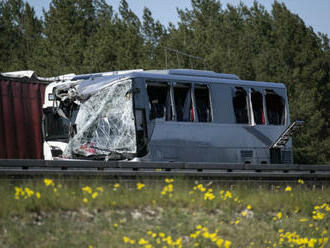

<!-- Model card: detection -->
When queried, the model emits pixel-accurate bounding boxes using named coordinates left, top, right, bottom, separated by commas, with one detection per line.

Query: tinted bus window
left=251, top=91, right=265, bottom=125
left=173, top=84, right=193, bottom=122
left=195, top=85, right=212, bottom=122
left=233, top=88, right=249, bottom=124
left=147, top=82, right=172, bottom=120
left=266, top=93, right=285, bottom=125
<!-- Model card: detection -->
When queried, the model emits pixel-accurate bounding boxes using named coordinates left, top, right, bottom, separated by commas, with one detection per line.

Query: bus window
left=233, top=88, right=249, bottom=124
left=266, top=92, right=285, bottom=125
left=194, top=85, right=212, bottom=122
left=147, top=82, right=172, bottom=120
left=173, top=84, right=193, bottom=122
left=251, top=90, right=265, bottom=125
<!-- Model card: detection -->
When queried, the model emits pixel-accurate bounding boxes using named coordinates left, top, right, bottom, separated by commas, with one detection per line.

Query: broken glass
left=63, top=79, right=136, bottom=158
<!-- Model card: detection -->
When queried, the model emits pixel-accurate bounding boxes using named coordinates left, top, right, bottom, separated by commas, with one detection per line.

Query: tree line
left=1, top=0, right=330, bottom=164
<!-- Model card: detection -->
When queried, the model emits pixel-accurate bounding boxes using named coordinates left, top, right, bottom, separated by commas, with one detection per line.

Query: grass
left=0, top=178, right=329, bottom=248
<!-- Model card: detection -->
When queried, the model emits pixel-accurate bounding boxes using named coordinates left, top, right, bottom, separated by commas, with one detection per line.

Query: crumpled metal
left=63, top=79, right=136, bottom=158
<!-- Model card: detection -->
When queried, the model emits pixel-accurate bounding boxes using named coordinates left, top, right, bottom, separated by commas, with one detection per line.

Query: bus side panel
left=146, top=121, right=271, bottom=163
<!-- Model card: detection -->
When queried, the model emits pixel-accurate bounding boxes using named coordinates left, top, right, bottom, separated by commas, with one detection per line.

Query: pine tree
left=42, top=0, right=97, bottom=76
left=114, top=0, right=144, bottom=69
left=83, top=0, right=118, bottom=72
left=0, top=0, right=42, bottom=72
left=140, top=7, right=166, bottom=69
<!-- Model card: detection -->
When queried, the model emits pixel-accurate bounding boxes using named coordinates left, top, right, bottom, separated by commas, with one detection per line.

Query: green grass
left=0, top=179, right=329, bottom=248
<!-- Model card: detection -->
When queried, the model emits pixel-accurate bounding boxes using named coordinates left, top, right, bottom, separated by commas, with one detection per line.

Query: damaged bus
left=43, top=69, right=302, bottom=164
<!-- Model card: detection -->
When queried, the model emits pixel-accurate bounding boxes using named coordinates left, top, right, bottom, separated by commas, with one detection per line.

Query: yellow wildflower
left=190, top=233, right=198, bottom=239
left=202, top=231, right=210, bottom=239
left=138, top=238, right=148, bottom=245
left=114, top=183, right=120, bottom=188
left=96, top=186, right=104, bottom=192
left=82, top=186, right=92, bottom=194
left=197, top=184, right=206, bottom=192
left=313, top=212, right=325, bottom=220
left=284, top=186, right=292, bottom=192
left=204, top=191, right=215, bottom=200
left=83, top=198, right=88, bottom=203
left=137, top=183, right=145, bottom=190
left=224, top=191, right=232, bottom=199
left=224, top=240, right=232, bottom=248
left=216, top=239, right=224, bottom=247
left=25, top=188, right=34, bottom=197
left=277, top=212, right=282, bottom=219
left=123, top=236, right=135, bottom=244
left=298, top=179, right=304, bottom=184
left=300, top=218, right=308, bottom=222
left=175, top=237, right=182, bottom=246
left=123, top=236, right=130, bottom=243
left=92, top=192, right=98, bottom=199
left=44, top=178, right=54, bottom=187
left=246, top=204, right=252, bottom=210
left=36, top=192, right=41, bottom=199
left=165, top=178, right=174, bottom=183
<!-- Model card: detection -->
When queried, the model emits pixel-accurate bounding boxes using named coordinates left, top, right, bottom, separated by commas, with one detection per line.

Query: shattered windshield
left=63, top=79, right=136, bottom=158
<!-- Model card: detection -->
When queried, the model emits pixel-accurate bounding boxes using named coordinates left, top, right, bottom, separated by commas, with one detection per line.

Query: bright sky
left=27, top=0, right=330, bottom=37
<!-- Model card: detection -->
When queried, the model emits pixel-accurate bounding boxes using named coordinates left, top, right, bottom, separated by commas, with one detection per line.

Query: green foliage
left=0, top=0, right=330, bottom=163
left=0, top=0, right=42, bottom=72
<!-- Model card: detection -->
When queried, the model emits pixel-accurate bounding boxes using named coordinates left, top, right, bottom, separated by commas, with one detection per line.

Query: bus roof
left=127, top=69, right=286, bottom=89
left=77, top=69, right=286, bottom=98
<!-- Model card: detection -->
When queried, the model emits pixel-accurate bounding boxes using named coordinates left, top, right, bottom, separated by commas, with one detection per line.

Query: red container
left=0, top=75, right=48, bottom=159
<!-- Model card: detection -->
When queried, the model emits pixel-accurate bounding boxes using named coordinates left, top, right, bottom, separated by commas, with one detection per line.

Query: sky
left=26, top=0, right=330, bottom=37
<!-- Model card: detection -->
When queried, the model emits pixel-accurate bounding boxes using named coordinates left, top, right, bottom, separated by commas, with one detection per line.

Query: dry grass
left=0, top=179, right=329, bottom=248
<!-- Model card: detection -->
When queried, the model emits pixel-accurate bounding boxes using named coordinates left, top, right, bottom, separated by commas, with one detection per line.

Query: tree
left=42, top=0, right=98, bottom=75
left=0, top=0, right=42, bottom=72
left=141, top=7, right=166, bottom=69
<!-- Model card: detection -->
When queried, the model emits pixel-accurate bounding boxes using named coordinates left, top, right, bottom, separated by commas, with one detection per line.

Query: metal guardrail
left=1, top=159, right=330, bottom=181
left=0, top=159, right=330, bottom=182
